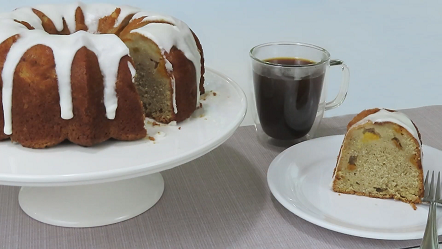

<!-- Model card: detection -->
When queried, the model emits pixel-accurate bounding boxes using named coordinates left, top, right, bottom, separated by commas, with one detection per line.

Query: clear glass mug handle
left=325, top=59, right=350, bottom=110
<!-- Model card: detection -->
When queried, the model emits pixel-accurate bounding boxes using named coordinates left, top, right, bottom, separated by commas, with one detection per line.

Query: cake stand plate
left=0, top=68, right=247, bottom=227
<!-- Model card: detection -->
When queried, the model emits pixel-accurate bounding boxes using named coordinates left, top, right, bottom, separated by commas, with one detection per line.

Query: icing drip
left=164, top=58, right=173, bottom=72
left=351, top=109, right=421, bottom=144
left=171, top=76, right=177, bottom=114
left=1, top=28, right=129, bottom=134
left=164, top=58, right=176, bottom=113
left=83, top=34, right=130, bottom=119
left=130, top=12, right=202, bottom=108
left=128, top=61, right=136, bottom=80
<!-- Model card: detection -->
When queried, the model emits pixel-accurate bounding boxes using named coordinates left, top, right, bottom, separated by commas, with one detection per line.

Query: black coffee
left=254, top=57, right=325, bottom=140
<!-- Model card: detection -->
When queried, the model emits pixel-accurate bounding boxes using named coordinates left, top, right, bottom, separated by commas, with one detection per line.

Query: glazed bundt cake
left=332, top=108, right=424, bottom=207
left=0, top=3, right=204, bottom=148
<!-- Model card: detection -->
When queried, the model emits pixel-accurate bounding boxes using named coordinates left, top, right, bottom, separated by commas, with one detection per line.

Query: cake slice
left=332, top=108, right=424, bottom=208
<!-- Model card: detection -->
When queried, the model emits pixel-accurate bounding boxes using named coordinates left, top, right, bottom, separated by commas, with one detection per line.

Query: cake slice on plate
left=332, top=108, right=424, bottom=209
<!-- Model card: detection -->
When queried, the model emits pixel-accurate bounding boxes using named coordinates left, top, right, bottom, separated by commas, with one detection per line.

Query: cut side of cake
left=332, top=108, right=424, bottom=208
left=119, top=16, right=205, bottom=123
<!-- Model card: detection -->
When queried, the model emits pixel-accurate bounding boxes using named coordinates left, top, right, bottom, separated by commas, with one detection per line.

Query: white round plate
left=0, top=68, right=247, bottom=186
left=267, top=135, right=442, bottom=240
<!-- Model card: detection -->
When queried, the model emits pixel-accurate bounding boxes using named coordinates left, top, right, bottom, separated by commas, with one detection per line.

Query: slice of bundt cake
left=332, top=108, right=424, bottom=208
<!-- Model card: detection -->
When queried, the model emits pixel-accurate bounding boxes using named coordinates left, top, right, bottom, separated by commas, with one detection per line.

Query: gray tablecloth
left=1, top=105, right=442, bottom=249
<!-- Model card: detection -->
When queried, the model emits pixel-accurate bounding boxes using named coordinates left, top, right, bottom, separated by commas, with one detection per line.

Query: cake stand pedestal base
left=18, top=173, right=164, bottom=227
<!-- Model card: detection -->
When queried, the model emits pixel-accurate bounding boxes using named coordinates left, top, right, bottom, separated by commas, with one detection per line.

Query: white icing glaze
left=164, top=58, right=177, bottom=113
left=171, top=75, right=177, bottom=114
left=0, top=8, right=44, bottom=31
left=83, top=33, right=130, bottom=119
left=30, top=3, right=79, bottom=33
left=80, top=3, right=139, bottom=33
left=351, top=109, right=421, bottom=144
left=164, top=58, right=173, bottom=72
left=0, top=3, right=201, bottom=134
left=130, top=12, right=202, bottom=107
left=128, top=61, right=136, bottom=80
left=139, top=13, right=176, bottom=25
left=161, top=57, right=176, bottom=113
left=3, top=2, right=136, bottom=34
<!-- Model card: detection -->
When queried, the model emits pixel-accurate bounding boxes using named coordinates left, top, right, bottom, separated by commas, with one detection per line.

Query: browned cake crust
left=332, top=108, right=424, bottom=207
left=0, top=5, right=204, bottom=148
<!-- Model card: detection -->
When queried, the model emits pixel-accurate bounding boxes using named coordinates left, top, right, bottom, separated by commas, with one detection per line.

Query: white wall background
left=1, top=0, right=441, bottom=126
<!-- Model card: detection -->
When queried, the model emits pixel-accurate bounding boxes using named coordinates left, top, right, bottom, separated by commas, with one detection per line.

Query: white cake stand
left=0, top=68, right=247, bottom=227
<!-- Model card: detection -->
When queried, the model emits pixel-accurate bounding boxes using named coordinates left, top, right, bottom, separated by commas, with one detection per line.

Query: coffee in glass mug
left=250, top=42, right=349, bottom=145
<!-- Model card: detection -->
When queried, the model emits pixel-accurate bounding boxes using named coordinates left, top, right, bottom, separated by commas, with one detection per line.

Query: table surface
left=1, top=0, right=442, bottom=126
left=0, top=2, right=441, bottom=248
left=0, top=105, right=441, bottom=249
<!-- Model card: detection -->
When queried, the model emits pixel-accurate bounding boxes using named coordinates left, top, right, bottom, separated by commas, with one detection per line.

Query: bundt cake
left=0, top=3, right=204, bottom=148
left=332, top=108, right=424, bottom=208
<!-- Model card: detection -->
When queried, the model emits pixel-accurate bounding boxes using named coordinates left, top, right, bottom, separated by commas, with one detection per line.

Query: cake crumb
left=410, top=203, right=417, bottom=210
left=178, top=127, right=181, bottom=130
left=213, top=92, right=217, bottom=96
left=148, top=136, right=155, bottom=141
left=200, top=90, right=213, bottom=101
left=156, top=132, right=166, bottom=137
left=152, top=122, right=160, bottom=127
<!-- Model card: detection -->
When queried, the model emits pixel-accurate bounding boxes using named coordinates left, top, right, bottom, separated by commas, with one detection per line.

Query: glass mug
left=250, top=42, right=350, bottom=147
